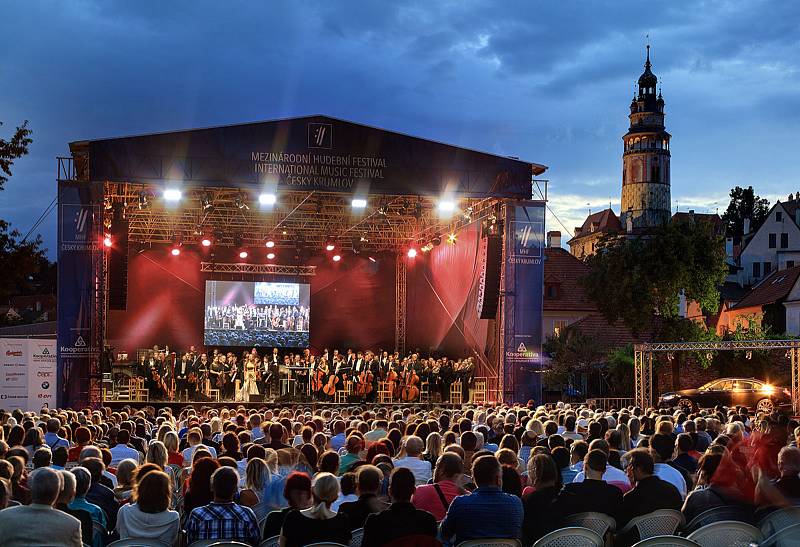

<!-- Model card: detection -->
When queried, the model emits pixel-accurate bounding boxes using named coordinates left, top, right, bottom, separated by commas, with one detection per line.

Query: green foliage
left=722, top=185, right=770, bottom=244
left=581, top=220, right=728, bottom=335
left=543, top=329, right=602, bottom=387
left=0, top=220, right=48, bottom=304
left=606, top=344, right=634, bottom=395
left=0, top=120, right=32, bottom=190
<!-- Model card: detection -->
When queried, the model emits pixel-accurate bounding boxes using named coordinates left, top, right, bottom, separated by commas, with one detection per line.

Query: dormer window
left=545, top=283, right=560, bottom=299
left=777, top=211, right=783, bottom=222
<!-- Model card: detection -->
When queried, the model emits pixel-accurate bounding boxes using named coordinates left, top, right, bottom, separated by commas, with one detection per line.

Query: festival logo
left=308, top=122, right=333, bottom=149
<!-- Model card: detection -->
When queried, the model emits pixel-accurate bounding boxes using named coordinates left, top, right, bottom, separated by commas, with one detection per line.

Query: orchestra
left=126, top=345, right=476, bottom=404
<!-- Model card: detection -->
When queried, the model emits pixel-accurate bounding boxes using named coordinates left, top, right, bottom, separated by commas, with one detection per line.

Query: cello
left=356, top=368, right=374, bottom=397
left=311, top=360, right=327, bottom=394
left=401, top=368, right=420, bottom=402
left=323, top=369, right=339, bottom=397
left=386, top=365, right=399, bottom=399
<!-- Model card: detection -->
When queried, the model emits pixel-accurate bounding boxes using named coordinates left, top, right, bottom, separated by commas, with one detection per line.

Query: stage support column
left=501, top=200, right=545, bottom=405
left=395, top=253, right=406, bottom=355
left=56, top=174, right=104, bottom=409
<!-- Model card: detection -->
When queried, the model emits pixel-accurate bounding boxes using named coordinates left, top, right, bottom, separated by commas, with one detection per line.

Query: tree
left=722, top=186, right=770, bottom=244
left=543, top=329, right=602, bottom=392
left=581, top=219, right=728, bottom=335
left=0, top=120, right=49, bottom=307
left=0, top=120, right=33, bottom=191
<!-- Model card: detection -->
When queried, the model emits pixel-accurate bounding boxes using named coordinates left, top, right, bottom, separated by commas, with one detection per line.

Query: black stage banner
left=84, top=115, right=540, bottom=198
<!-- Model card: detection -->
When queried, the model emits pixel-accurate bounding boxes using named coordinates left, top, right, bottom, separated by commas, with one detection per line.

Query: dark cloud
left=0, top=1, right=798, bottom=254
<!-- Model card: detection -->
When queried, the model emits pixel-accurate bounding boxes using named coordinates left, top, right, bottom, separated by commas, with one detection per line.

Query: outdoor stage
left=104, top=399, right=469, bottom=414
left=57, top=115, right=548, bottom=409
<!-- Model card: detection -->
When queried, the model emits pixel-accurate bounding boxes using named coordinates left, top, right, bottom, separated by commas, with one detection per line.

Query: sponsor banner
left=503, top=201, right=545, bottom=404
left=88, top=116, right=534, bottom=198
left=28, top=339, right=57, bottom=410
left=0, top=339, right=57, bottom=411
left=58, top=182, right=101, bottom=408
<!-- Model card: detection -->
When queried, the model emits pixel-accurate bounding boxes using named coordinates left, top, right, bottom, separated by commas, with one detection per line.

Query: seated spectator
left=673, top=434, right=698, bottom=476
left=22, top=426, right=45, bottom=460
left=551, top=450, right=623, bottom=525
left=649, top=433, right=689, bottom=498
left=681, top=452, right=745, bottom=522
left=109, top=429, right=141, bottom=466
left=117, top=470, right=180, bottom=546
left=441, top=455, right=523, bottom=545
left=413, top=452, right=465, bottom=521
left=69, top=466, right=108, bottom=535
left=620, top=448, right=682, bottom=527
left=81, top=456, right=119, bottom=530
left=362, top=467, right=438, bottom=547
left=262, top=471, right=312, bottom=540
left=572, top=439, right=631, bottom=492
left=183, top=457, right=221, bottom=515
left=68, top=427, right=91, bottom=462
left=0, top=467, right=82, bottom=547
left=182, top=428, right=217, bottom=463
left=7, top=455, right=31, bottom=505
left=521, top=454, right=561, bottom=545
left=394, top=436, right=433, bottom=485
left=33, top=446, right=52, bottom=469
left=55, top=470, right=94, bottom=547
left=52, top=446, right=69, bottom=470
left=44, top=418, right=70, bottom=451
left=279, top=472, right=351, bottom=547
left=113, top=458, right=138, bottom=502
left=331, top=471, right=358, bottom=512
left=774, top=446, right=800, bottom=501
left=339, top=464, right=389, bottom=530
left=163, top=431, right=184, bottom=466
left=339, top=435, right=364, bottom=475
left=186, top=466, right=260, bottom=545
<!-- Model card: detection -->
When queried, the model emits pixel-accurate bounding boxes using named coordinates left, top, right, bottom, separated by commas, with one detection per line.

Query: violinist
left=311, top=356, right=329, bottom=400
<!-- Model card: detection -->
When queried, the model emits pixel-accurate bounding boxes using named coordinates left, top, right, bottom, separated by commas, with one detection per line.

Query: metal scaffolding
left=200, top=263, right=317, bottom=276
left=634, top=339, right=800, bottom=413
left=395, top=254, right=406, bottom=355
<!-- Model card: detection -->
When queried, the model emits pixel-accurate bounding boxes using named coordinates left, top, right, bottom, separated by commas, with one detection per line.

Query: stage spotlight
left=234, top=194, right=249, bottom=210
left=407, top=248, right=418, bottom=258
left=163, top=188, right=182, bottom=202
left=448, top=233, right=457, bottom=244
left=259, top=193, right=277, bottom=206
left=352, top=198, right=367, bottom=209
left=239, top=250, right=249, bottom=259
left=103, top=234, right=112, bottom=248
left=266, top=252, right=276, bottom=260
left=170, top=246, right=181, bottom=256
left=437, top=200, right=456, bottom=214
left=201, top=237, right=212, bottom=247
left=368, top=256, right=377, bottom=263
left=421, top=244, right=433, bottom=253
left=463, top=206, right=473, bottom=220
left=325, top=238, right=336, bottom=252
left=265, top=239, right=275, bottom=248
left=332, top=254, right=342, bottom=262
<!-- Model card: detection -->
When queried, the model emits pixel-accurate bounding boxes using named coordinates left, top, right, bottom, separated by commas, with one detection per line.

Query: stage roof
left=71, top=115, right=546, bottom=199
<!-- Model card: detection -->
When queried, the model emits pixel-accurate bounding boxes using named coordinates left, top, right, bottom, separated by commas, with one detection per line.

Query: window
left=553, top=320, right=568, bottom=337
left=781, top=233, right=789, bottom=248
left=788, top=260, right=795, bottom=268
left=764, top=261, right=772, bottom=275
left=545, top=284, right=559, bottom=299
left=753, top=262, right=761, bottom=278
left=777, top=211, right=783, bottom=222
left=769, top=233, right=777, bottom=248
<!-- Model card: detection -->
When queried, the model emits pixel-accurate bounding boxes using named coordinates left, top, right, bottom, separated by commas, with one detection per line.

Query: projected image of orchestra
left=203, top=280, right=310, bottom=347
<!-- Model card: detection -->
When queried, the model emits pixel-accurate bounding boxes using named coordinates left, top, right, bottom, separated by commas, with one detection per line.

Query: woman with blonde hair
left=279, top=472, right=351, bottom=547
left=114, top=458, right=138, bottom=502
left=526, top=417, right=544, bottom=438
left=163, top=431, right=183, bottom=467
left=239, top=457, right=270, bottom=520
left=155, top=424, right=171, bottom=444
left=423, top=431, right=442, bottom=465
left=616, top=422, right=632, bottom=452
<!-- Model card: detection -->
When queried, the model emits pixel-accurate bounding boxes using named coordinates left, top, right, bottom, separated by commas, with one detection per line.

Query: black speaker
left=108, top=214, right=129, bottom=310
left=477, top=234, right=502, bottom=319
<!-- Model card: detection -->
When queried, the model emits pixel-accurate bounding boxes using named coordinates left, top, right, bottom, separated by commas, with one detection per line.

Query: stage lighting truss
left=103, top=183, right=503, bottom=254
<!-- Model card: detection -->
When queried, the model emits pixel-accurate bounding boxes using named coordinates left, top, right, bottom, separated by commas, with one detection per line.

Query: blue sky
left=1, top=1, right=798, bottom=256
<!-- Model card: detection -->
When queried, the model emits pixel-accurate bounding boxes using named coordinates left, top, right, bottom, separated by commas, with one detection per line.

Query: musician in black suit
left=175, top=352, right=194, bottom=401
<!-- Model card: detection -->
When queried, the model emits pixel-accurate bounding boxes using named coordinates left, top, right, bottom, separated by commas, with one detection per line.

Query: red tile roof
left=567, top=208, right=622, bottom=243
left=543, top=247, right=598, bottom=312
left=671, top=212, right=724, bottom=234
left=568, top=313, right=655, bottom=348
left=730, top=265, right=800, bottom=309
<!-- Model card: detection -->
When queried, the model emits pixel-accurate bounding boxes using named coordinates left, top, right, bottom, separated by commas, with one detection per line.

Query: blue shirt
left=69, top=496, right=107, bottom=528
left=44, top=431, right=70, bottom=450
left=330, top=432, right=346, bottom=452
left=440, top=486, right=523, bottom=545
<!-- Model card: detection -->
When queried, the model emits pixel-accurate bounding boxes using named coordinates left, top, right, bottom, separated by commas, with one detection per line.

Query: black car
left=658, top=377, right=792, bottom=413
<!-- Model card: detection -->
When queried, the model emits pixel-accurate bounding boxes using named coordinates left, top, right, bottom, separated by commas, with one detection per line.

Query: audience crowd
left=0, top=400, right=798, bottom=546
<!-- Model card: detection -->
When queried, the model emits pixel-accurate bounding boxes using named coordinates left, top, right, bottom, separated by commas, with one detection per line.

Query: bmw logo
left=41, top=381, right=50, bottom=389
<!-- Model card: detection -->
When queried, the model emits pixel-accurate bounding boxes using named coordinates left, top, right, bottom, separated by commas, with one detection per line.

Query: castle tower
left=620, top=45, right=671, bottom=231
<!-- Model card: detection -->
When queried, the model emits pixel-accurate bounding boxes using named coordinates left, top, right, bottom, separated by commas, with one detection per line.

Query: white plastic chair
left=259, top=536, right=280, bottom=547
left=559, top=512, right=616, bottom=539
left=760, top=522, right=800, bottom=547
left=188, top=541, right=252, bottom=547
left=758, top=506, right=800, bottom=537
left=631, top=536, right=701, bottom=546
left=457, top=540, right=522, bottom=547
left=349, top=528, right=364, bottom=547
left=533, top=527, right=604, bottom=547
left=617, top=509, right=685, bottom=541
left=107, top=539, right=166, bottom=547
left=686, top=521, right=763, bottom=547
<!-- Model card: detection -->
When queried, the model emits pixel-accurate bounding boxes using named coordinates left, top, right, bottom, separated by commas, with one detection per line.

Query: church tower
left=620, top=45, right=671, bottom=231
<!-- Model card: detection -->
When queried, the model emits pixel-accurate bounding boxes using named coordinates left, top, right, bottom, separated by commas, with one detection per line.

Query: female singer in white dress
left=236, top=357, right=260, bottom=401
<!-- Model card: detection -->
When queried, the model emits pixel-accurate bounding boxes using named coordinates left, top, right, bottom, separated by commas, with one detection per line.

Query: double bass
left=355, top=367, right=374, bottom=396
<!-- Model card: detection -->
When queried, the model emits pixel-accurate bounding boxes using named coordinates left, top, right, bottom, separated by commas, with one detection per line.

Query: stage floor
left=104, top=398, right=464, bottom=412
